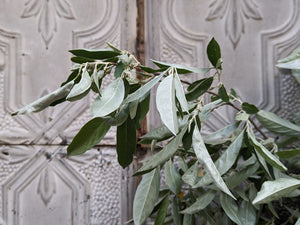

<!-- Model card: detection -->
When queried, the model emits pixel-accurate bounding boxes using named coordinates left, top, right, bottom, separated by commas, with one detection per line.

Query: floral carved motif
left=206, top=0, right=262, bottom=48
left=21, top=0, right=76, bottom=48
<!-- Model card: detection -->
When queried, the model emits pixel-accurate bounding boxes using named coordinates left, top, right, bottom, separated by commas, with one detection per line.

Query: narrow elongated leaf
left=156, top=74, right=178, bottom=135
left=252, top=178, right=300, bottom=205
left=182, top=162, right=200, bottom=186
left=101, top=103, right=129, bottom=126
left=218, top=84, right=229, bottom=103
left=277, top=58, right=300, bottom=70
left=133, top=168, right=160, bottom=225
left=164, top=159, right=182, bottom=194
left=220, top=193, right=243, bottom=225
left=124, top=71, right=166, bottom=104
left=91, top=69, right=104, bottom=93
left=296, top=217, right=300, bottom=225
left=181, top=191, right=215, bottom=214
left=256, top=110, right=300, bottom=137
left=194, top=130, right=244, bottom=187
left=247, top=125, right=287, bottom=171
left=185, top=77, right=214, bottom=101
left=226, top=163, right=260, bottom=189
left=183, top=214, right=193, bottom=225
left=242, top=102, right=259, bottom=114
left=69, top=48, right=120, bottom=59
left=114, top=62, right=124, bottom=78
left=66, top=69, right=92, bottom=101
left=154, top=195, right=170, bottom=225
left=71, top=56, right=94, bottom=64
left=151, top=60, right=210, bottom=74
left=207, top=38, right=221, bottom=68
left=116, top=117, right=136, bottom=168
left=135, top=126, right=187, bottom=175
left=92, top=78, right=125, bottom=117
left=203, top=123, right=238, bottom=143
left=67, top=117, right=110, bottom=156
left=192, top=126, right=235, bottom=199
left=105, top=42, right=122, bottom=53
left=239, top=201, right=256, bottom=225
left=277, top=48, right=300, bottom=63
left=182, top=123, right=195, bottom=150
left=171, top=197, right=182, bottom=225
left=174, top=73, right=189, bottom=112
left=276, top=149, right=300, bottom=158
left=12, top=81, right=74, bottom=115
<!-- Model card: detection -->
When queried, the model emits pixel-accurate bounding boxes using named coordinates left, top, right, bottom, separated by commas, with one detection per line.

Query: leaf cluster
left=12, top=40, right=300, bottom=225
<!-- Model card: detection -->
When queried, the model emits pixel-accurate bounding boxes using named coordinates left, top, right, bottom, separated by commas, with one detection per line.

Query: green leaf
left=276, top=149, right=300, bottom=158
left=151, top=60, right=210, bottom=74
left=133, top=168, right=160, bottom=225
left=164, top=159, right=182, bottom=194
left=225, top=163, right=260, bottom=189
left=207, top=38, right=221, bottom=68
left=106, top=42, right=122, bottom=53
left=101, top=103, right=129, bottom=126
left=66, top=69, right=92, bottom=101
left=12, top=81, right=74, bottom=116
left=114, top=62, right=125, bottom=78
left=92, top=77, right=125, bottom=117
left=277, top=58, right=300, bottom=70
left=124, top=70, right=166, bottom=104
left=69, top=48, right=120, bottom=60
left=116, top=117, right=136, bottom=168
left=241, top=102, right=259, bottom=114
left=236, top=111, right=249, bottom=121
left=180, top=191, right=215, bottom=214
left=154, top=195, right=170, bottom=225
left=135, top=93, right=150, bottom=125
left=182, top=162, right=200, bottom=186
left=67, top=117, right=110, bottom=156
left=135, top=126, right=187, bottom=175
left=239, top=201, right=256, bottom=225
left=156, top=74, right=178, bottom=135
left=183, top=214, right=193, bottom=225
left=203, top=123, right=238, bottom=144
left=218, top=84, right=229, bottom=103
left=220, top=193, right=243, bottom=225
left=174, top=73, right=189, bottom=112
left=296, top=217, right=300, bottom=225
left=171, top=197, right=182, bottom=225
left=277, top=48, right=300, bottom=63
left=194, top=130, right=244, bottom=188
left=140, top=65, right=165, bottom=73
left=256, top=110, right=300, bottom=137
left=247, top=124, right=287, bottom=171
left=192, top=126, right=236, bottom=199
left=91, top=69, right=104, bottom=93
left=185, top=77, right=214, bottom=101
left=182, top=123, right=195, bottom=150
left=129, top=100, right=139, bottom=119
left=60, top=69, right=79, bottom=87
left=71, top=56, right=94, bottom=64
left=140, top=125, right=173, bottom=143
left=252, top=178, right=300, bottom=205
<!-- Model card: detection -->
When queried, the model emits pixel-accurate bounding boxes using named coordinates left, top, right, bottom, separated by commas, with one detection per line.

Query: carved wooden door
left=0, top=1, right=137, bottom=224
left=146, top=0, right=300, bottom=131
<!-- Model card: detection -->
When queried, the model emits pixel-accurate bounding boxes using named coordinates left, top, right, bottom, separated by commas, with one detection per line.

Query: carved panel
left=0, top=0, right=137, bottom=224
left=1, top=146, right=124, bottom=225
left=146, top=0, right=299, bottom=132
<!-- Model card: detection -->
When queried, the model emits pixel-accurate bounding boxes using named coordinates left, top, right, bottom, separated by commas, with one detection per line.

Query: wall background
left=0, top=0, right=299, bottom=224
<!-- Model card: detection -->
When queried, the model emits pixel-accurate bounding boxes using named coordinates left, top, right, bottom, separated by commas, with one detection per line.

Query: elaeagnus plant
left=12, top=39, right=300, bottom=225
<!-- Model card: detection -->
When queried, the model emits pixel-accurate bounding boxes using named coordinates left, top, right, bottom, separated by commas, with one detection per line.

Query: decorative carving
left=37, top=167, right=56, bottom=206
left=206, top=0, right=262, bottom=48
left=21, top=0, right=75, bottom=48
